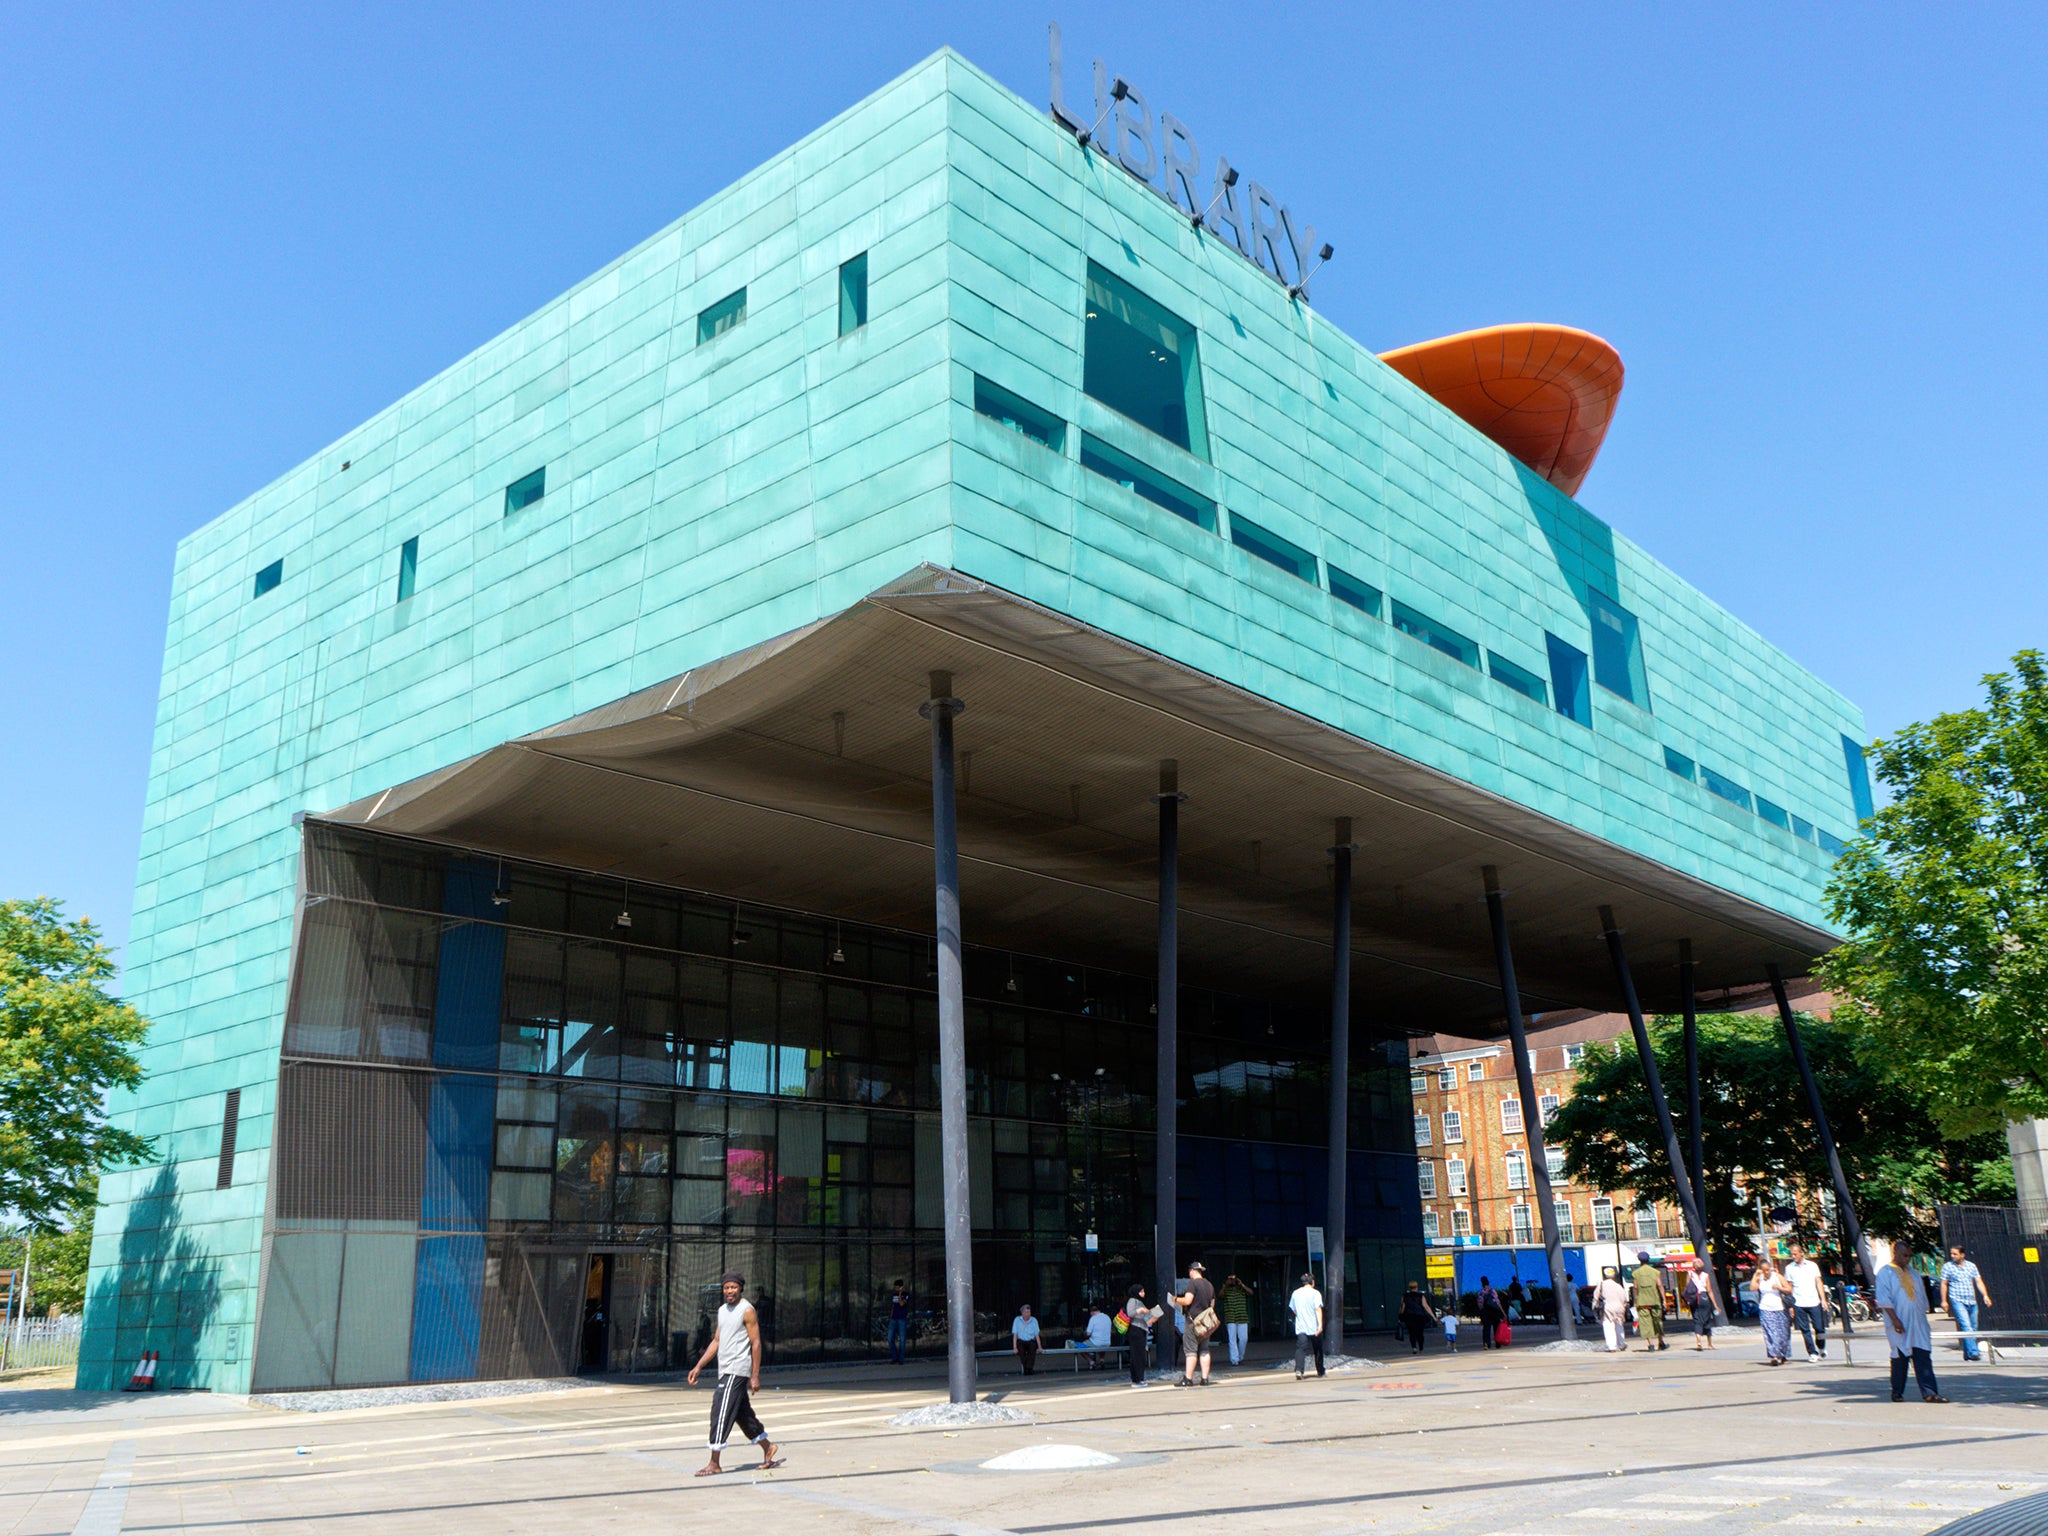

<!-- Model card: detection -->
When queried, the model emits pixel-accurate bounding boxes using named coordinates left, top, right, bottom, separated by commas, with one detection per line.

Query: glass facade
left=253, top=825, right=1420, bottom=1389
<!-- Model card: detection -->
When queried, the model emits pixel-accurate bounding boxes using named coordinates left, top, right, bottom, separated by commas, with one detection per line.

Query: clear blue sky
left=4, top=4, right=2043, bottom=965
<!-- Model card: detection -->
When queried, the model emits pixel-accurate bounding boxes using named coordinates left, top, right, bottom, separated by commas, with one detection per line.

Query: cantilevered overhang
left=323, top=566, right=1836, bottom=1034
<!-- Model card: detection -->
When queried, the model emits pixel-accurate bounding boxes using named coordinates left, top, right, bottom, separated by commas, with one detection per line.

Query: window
left=1414, top=1113, right=1431, bottom=1146
left=1700, top=765, right=1753, bottom=811
left=1505, top=1150, right=1529, bottom=1190
left=505, top=468, right=546, bottom=515
left=1451, top=1207, right=1472, bottom=1236
left=1083, top=261, right=1207, bottom=457
left=1591, top=1198, right=1616, bottom=1240
left=1410, top=1073, right=1426, bottom=1096
left=1546, top=632, right=1592, bottom=726
left=1538, top=1092, right=1560, bottom=1126
left=1499, top=1097, right=1524, bottom=1134
left=1447, top=1157, right=1467, bottom=1196
left=252, top=559, right=283, bottom=599
left=1419, top=1162, right=1437, bottom=1198
left=698, top=287, right=747, bottom=344
left=1588, top=590, right=1649, bottom=708
left=1328, top=565, right=1382, bottom=617
left=1562, top=1043, right=1586, bottom=1067
left=1441, top=1109, right=1463, bottom=1143
left=1488, top=651, right=1549, bottom=707
left=838, top=252, right=868, bottom=335
left=1422, top=1209, right=1442, bottom=1240
left=396, top=536, right=418, bottom=603
left=1792, top=814, right=1816, bottom=842
left=1634, top=1207, right=1660, bottom=1240
left=1663, top=746, right=1696, bottom=781
left=1230, top=513, right=1316, bottom=582
left=1437, top=1067, right=1456, bottom=1091
left=1554, top=1199, right=1574, bottom=1241
left=1390, top=600, right=1480, bottom=669
left=1467, top=1060, right=1485, bottom=1081
left=1756, top=796, right=1791, bottom=831
left=217, top=1088, right=240, bottom=1190
left=1079, top=434, right=1213, bottom=529
left=1545, top=1145, right=1566, bottom=1181
left=1816, top=828, right=1848, bottom=857
left=974, top=376, right=1064, bottom=451
left=1842, top=735, right=1875, bottom=823
left=1510, top=1202, right=1533, bottom=1242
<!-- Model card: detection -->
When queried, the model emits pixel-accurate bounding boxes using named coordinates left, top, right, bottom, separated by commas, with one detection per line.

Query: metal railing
left=0, top=1317, right=82, bottom=1372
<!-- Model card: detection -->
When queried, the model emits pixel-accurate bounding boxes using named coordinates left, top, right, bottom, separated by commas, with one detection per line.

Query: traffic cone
left=123, top=1349, right=158, bottom=1391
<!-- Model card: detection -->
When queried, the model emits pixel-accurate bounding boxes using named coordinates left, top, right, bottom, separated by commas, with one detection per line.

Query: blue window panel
left=1390, top=599, right=1480, bottom=670
left=1588, top=590, right=1650, bottom=710
left=1756, top=796, right=1791, bottom=831
left=1083, top=261, right=1208, bottom=458
left=1547, top=633, right=1591, bottom=726
left=504, top=468, right=545, bottom=515
left=697, top=287, right=747, bottom=344
left=838, top=252, right=868, bottom=335
left=1700, top=765, right=1753, bottom=811
left=1488, top=651, right=1549, bottom=707
left=396, top=536, right=418, bottom=603
left=1229, top=513, right=1316, bottom=583
left=1842, top=735, right=1875, bottom=823
left=1328, top=565, right=1382, bottom=617
left=973, top=375, right=1063, bottom=451
left=252, top=559, right=283, bottom=599
left=1079, top=434, right=1214, bottom=531
left=1816, top=828, right=1849, bottom=857
left=1663, top=746, right=1696, bottom=781
left=1791, top=814, right=1815, bottom=842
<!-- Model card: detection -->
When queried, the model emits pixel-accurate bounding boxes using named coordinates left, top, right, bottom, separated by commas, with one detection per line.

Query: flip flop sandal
left=760, top=1456, right=787, bottom=1470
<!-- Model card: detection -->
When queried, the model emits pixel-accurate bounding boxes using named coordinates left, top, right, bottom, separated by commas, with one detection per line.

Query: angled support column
left=1681, top=942, right=1705, bottom=1215
left=1600, top=908, right=1722, bottom=1316
left=922, top=672, right=975, bottom=1404
left=1154, top=761, right=1185, bottom=1372
left=1324, top=819, right=1358, bottom=1355
left=1484, top=869, right=1577, bottom=1340
left=1768, top=964, right=1870, bottom=1298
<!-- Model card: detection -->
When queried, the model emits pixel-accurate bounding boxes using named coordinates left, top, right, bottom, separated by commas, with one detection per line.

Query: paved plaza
left=5, top=1334, right=2045, bottom=1536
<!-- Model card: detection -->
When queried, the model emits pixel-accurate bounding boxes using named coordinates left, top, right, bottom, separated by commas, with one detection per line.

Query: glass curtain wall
left=254, top=825, right=1419, bottom=1389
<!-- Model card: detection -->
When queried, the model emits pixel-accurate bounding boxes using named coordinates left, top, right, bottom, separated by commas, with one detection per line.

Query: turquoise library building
left=81, top=46, right=1871, bottom=1392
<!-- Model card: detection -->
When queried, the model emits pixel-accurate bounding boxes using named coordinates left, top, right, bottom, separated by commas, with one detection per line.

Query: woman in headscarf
left=1876, top=1238, right=1948, bottom=1402
left=1477, top=1277, right=1506, bottom=1349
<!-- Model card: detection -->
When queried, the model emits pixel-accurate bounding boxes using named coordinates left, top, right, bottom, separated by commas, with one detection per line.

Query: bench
left=975, top=1343, right=1128, bottom=1373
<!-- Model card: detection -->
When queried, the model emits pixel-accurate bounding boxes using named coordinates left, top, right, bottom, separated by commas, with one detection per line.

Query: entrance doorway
left=579, top=1254, right=611, bottom=1374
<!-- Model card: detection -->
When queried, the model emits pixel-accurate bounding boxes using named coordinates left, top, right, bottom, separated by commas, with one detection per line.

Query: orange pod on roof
left=1378, top=324, right=1624, bottom=498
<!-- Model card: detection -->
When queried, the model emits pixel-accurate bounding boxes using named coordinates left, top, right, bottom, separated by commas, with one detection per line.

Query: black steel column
left=1324, top=819, right=1356, bottom=1355
left=1681, top=941, right=1704, bottom=1215
left=1154, top=761, right=1184, bottom=1371
left=1484, top=868, right=1577, bottom=1341
left=922, top=672, right=975, bottom=1404
left=1600, top=907, right=1722, bottom=1316
left=1767, top=964, right=1871, bottom=1290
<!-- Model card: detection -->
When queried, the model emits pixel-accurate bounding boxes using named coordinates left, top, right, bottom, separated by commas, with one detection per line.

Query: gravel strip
left=1270, top=1353, right=1382, bottom=1373
left=888, top=1401, right=1038, bottom=1428
left=255, top=1378, right=598, bottom=1413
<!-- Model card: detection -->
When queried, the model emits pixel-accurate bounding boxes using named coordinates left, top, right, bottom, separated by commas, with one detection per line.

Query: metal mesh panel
left=273, top=1064, right=429, bottom=1225
left=1937, top=1204, right=2048, bottom=1330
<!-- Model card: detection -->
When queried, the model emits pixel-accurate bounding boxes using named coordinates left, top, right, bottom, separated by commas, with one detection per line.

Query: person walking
left=1171, top=1262, right=1218, bottom=1387
left=1442, top=1304, right=1460, bottom=1352
left=1121, top=1283, right=1158, bottom=1387
left=1594, top=1268, right=1629, bottom=1352
left=1289, top=1271, right=1325, bottom=1378
left=1784, top=1243, right=1832, bottom=1363
left=1477, top=1278, right=1505, bottom=1349
left=1630, top=1253, right=1669, bottom=1352
left=1754, top=1255, right=1793, bottom=1365
left=1219, top=1273, right=1255, bottom=1366
left=885, top=1281, right=910, bottom=1365
left=1939, top=1245, right=1994, bottom=1363
left=1399, top=1282, right=1437, bottom=1354
left=1878, top=1239, right=1948, bottom=1401
left=1505, top=1277, right=1526, bottom=1322
left=686, top=1271, right=782, bottom=1477
left=1011, top=1303, right=1041, bottom=1374
left=1685, top=1267, right=1717, bottom=1350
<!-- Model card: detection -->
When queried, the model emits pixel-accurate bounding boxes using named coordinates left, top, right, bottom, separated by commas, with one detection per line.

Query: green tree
left=0, top=1174, right=94, bottom=1316
left=1, top=899, right=154, bottom=1227
left=1545, top=1010, right=2011, bottom=1269
left=1819, top=650, right=2048, bottom=1137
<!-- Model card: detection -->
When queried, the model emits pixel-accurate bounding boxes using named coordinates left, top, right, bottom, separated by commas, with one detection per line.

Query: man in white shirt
left=1876, top=1239, right=1948, bottom=1403
left=1784, top=1243, right=1832, bottom=1362
left=1594, top=1269, right=1630, bottom=1352
left=1289, top=1272, right=1325, bottom=1379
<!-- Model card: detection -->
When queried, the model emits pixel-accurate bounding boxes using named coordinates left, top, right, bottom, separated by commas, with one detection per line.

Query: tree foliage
left=0, top=1174, right=95, bottom=1316
left=1545, top=1010, right=2012, bottom=1265
left=1819, top=651, right=2048, bottom=1137
left=0, top=899, right=154, bottom=1226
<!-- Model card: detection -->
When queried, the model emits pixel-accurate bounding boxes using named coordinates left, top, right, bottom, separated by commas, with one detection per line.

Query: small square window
left=1547, top=633, right=1592, bottom=726
left=505, top=468, right=546, bottom=515
left=698, top=287, right=747, bottom=345
left=1079, top=434, right=1214, bottom=530
left=1664, top=746, right=1696, bottom=781
left=1467, top=1060, right=1484, bottom=1081
left=974, top=375, right=1064, bottom=451
left=1488, top=651, right=1549, bottom=706
left=1791, top=814, right=1815, bottom=842
left=1329, top=565, right=1382, bottom=617
left=1816, top=828, right=1848, bottom=857
left=838, top=252, right=868, bottom=336
left=1410, top=1073, right=1425, bottom=1096
left=1700, top=765, right=1753, bottom=811
left=1390, top=599, right=1480, bottom=669
left=396, top=536, right=418, bottom=602
left=1229, top=513, right=1317, bottom=582
left=1756, top=796, right=1791, bottom=831
left=1437, top=1067, right=1455, bottom=1091
left=252, top=559, right=283, bottom=599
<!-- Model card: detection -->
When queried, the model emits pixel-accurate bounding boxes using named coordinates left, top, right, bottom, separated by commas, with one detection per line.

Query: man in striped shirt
left=1939, top=1247, right=1994, bottom=1362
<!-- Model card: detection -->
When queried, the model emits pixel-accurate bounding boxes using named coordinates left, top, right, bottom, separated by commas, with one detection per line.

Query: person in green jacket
left=1632, top=1252, right=1669, bottom=1352
left=1219, top=1273, right=1255, bottom=1365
